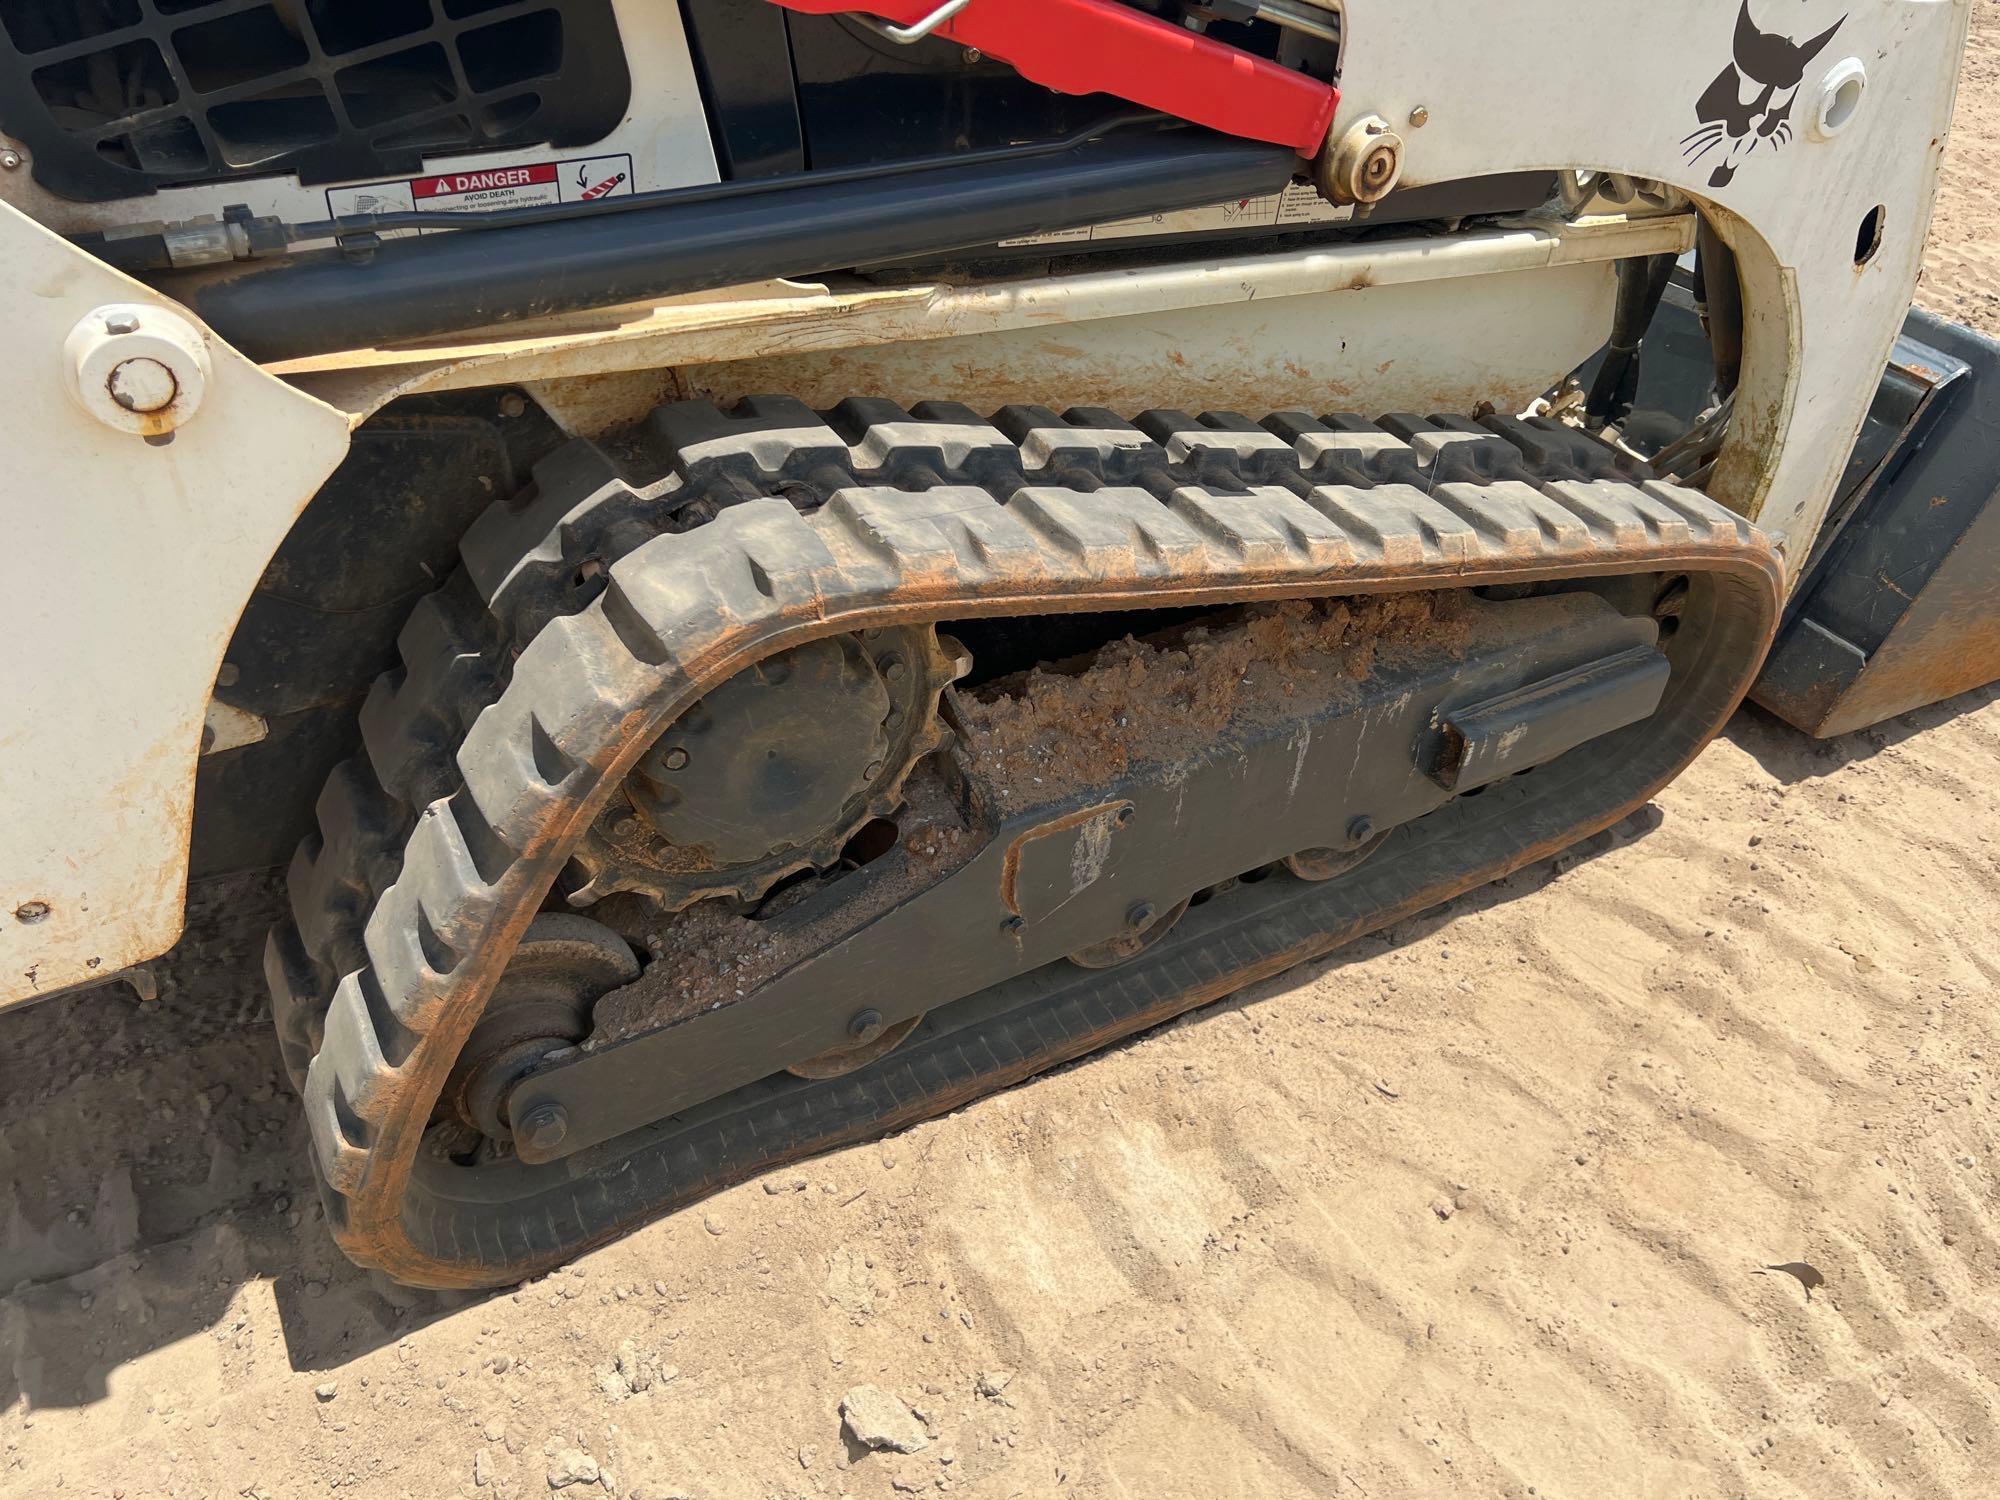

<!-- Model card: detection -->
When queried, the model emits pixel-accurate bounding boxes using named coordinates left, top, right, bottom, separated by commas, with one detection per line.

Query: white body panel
left=0, top=0, right=1971, bottom=1005
left=0, top=212, right=349, bottom=1000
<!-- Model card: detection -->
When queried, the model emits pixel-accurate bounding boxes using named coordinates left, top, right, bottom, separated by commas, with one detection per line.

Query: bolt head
left=848, top=1008, right=885, bottom=1043
left=1408, top=105, right=1430, bottom=128
left=103, top=311, right=141, bottom=336
left=1125, top=901, right=1156, bottom=932
left=1001, top=914, right=1026, bottom=935
left=1346, top=815, right=1376, bottom=847
left=517, top=1102, right=569, bottom=1153
left=661, top=747, right=689, bottom=771
left=1114, top=805, right=1135, bottom=827
left=0, top=150, right=21, bottom=170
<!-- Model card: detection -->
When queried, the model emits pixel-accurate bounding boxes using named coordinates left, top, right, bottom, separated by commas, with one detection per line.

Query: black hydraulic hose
left=179, top=132, right=1302, bottom=364
left=1585, top=251, right=1677, bottom=425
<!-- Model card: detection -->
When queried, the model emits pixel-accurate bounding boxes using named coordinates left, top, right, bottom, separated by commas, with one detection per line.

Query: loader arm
left=765, top=0, right=1340, bottom=153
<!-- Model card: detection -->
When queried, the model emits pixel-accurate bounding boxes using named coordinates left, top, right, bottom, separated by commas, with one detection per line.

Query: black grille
left=0, top=0, right=631, bottom=202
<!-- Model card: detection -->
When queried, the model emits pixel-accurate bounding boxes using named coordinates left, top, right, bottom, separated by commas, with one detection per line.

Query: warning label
left=999, top=182, right=1354, bottom=248
left=326, top=154, right=635, bottom=233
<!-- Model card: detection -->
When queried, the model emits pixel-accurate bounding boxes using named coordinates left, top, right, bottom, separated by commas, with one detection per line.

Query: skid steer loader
left=1, top=0, right=1992, bottom=1287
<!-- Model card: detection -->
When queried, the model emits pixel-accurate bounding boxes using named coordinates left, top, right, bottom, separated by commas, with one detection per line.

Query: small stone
left=703, top=1214, right=726, bottom=1236
left=798, top=1444, right=818, bottom=1469
left=547, top=1449, right=600, bottom=1489
left=974, top=1370, right=1016, bottom=1401
left=841, top=1385, right=930, bottom=1453
left=314, top=1383, right=338, bottom=1402
left=1430, top=1196, right=1456, bottom=1222
left=615, top=1340, right=652, bottom=1394
left=488, top=1354, right=513, bottom=1374
left=484, top=1417, right=507, bottom=1443
left=473, top=1449, right=494, bottom=1487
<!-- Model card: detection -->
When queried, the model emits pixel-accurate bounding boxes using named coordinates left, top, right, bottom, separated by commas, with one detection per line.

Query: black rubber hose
left=180, top=132, right=1302, bottom=364
left=1585, top=251, right=1677, bottom=426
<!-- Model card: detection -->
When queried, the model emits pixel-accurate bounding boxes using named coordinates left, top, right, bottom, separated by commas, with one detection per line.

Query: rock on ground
left=840, top=1385, right=930, bottom=1453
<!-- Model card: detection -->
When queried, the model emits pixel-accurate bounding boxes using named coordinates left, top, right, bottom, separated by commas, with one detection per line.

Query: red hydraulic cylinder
left=768, top=0, right=1338, bottom=156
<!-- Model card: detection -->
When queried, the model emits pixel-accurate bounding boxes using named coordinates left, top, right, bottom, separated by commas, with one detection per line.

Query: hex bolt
left=1346, top=814, right=1376, bottom=847
left=1001, top=914, right=1026, bottom=935
left=1125, top=901, right=1156, bottom=932
left=0, top=150, right=22, bottom=171
left=102, top=310, right=141, bottom=336
left=516, top=1102, right=569, bottom=1153
left=661, top=747, right=689, bottom=771
left=848, top=1008, right=885, bottom=1044
left=1408, top=104, right=1431, bottom=128
left=882, top=657, right=907, bottom=682
left=1115, top=805, right=1135, bottom=827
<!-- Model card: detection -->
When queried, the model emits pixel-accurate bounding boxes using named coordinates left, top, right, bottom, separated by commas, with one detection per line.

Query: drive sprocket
left=563, top=625, right=963, bottom=909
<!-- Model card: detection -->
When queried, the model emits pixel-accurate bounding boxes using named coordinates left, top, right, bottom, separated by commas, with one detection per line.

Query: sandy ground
left=7, top=18, right=2000, bottom=1500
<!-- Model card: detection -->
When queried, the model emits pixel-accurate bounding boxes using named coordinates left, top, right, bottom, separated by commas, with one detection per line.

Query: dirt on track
left=6, top=21, right=2000, bottom=1500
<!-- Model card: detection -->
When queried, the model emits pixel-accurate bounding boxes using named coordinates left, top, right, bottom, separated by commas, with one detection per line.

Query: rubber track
left=266, top=397, right=1776, bottom=1284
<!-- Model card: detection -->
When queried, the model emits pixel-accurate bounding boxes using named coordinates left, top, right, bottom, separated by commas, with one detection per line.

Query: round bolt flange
left=1317, top=114, right=1405, bottom=206
left=0, top=149, right=22, bottom=171
left=848, top=1008, right=886, bottom=1044
left=1346, top=814, right=1376, bottom=847
left=516, top=1102, right=569, bottom=1153
left=64, top=302, right=211, bottom=436
left=1125, top=901, right=1157, bottom=932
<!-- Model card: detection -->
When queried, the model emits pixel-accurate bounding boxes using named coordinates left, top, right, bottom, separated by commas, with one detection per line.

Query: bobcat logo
left=1682, top=2, right=1845, bottom=188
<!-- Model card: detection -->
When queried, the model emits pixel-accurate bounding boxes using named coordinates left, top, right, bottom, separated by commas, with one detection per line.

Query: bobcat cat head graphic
left=1683, top=2, right=1845, bottom=188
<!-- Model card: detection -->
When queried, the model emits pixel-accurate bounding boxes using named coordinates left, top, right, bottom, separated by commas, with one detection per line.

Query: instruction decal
left=326, top=154, right=635, bottom=233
